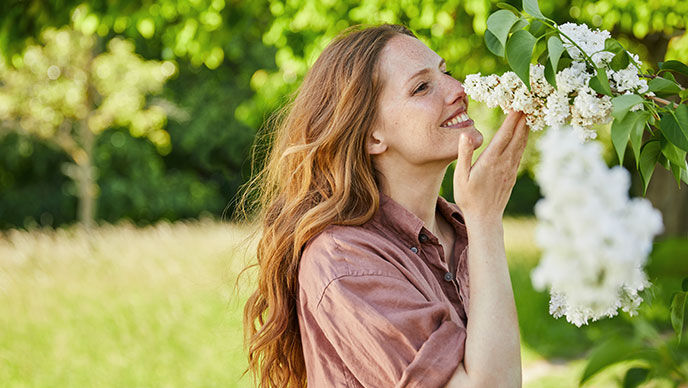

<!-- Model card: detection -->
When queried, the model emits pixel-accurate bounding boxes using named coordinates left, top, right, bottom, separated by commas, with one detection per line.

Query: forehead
left=378, top=34, right=442, bottom=83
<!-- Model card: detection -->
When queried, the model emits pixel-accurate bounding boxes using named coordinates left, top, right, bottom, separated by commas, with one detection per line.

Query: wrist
left=463, top=214, right=504, bottom=234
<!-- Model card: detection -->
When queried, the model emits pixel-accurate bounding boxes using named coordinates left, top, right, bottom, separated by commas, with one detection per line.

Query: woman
left=242, top=24, right=527, bottom=388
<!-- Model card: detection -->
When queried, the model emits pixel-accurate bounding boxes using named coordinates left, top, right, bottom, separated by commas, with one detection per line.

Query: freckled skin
left=371, top=34, right=484, bottom=170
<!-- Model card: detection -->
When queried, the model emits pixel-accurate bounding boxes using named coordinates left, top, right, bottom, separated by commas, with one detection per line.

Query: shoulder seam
left=315, top=272, right=408, bottom=310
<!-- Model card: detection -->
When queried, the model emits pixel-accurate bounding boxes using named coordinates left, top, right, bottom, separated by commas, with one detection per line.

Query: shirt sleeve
left=313, top=273, right=466, bottom=388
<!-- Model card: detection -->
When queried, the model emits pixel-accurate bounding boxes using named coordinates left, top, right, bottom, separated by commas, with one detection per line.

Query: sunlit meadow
left=0, top=218, right=646, bottom=387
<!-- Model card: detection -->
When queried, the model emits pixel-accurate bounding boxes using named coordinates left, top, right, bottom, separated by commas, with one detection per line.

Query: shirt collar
left=373, top=192, right=466, bottom=245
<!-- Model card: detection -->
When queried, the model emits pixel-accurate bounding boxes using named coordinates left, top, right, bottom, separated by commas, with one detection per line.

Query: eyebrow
left=407, top=58, right=446, bottom=84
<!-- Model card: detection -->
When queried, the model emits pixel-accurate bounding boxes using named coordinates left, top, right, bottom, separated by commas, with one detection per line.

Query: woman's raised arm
left=445, top=111, right=528, bottom=388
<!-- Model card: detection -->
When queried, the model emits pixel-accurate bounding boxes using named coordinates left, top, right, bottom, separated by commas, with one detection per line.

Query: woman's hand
left=453, top=111, right=529, bottom=226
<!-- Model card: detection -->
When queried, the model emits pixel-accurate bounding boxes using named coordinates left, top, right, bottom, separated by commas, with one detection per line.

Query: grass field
left=0, top=218, right=671, bottom=387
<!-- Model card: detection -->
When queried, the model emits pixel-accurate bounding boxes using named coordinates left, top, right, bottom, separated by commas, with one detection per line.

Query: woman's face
left=369, top=34, right=483, bottom=168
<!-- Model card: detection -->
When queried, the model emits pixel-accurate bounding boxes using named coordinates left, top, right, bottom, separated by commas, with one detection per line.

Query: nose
left=444, top=76, right=466, bottom=106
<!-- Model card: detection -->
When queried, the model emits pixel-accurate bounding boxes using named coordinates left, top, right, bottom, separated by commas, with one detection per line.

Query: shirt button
left=410, top=246, right=419, bottom=254
left=444, top=272, right=454, bottom=282
left=419, top=233, right=428, bottom=243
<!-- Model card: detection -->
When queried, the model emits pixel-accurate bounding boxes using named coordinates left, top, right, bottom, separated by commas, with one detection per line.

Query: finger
left=455, top=133, right=474, bottom=183
left=486, top=111, right=524, bottom=154
left=506, top=114, right=528, bottom=153
left=507, top=115, right=529, bottom=163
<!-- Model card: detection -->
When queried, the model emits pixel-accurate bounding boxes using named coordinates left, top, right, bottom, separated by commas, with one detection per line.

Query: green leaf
left=589, top=67, right=612, bottom=96
left=528, top=19, right=547, bottom=38
left=604, top=38, right=624, bottom=54
left=639, top=140, right=662, bottom=194
left=671, top=291, right=688, bottom=343
left=544, top=58, right=556, bottom=88
left=497, top=2, right=522, bottom=16
left=510, top=19, right=529, bottom=33
left=485, top=30, right=505, bottom=57
left=683, top=278, right=688, bottom=292
left=611, top=111, right=647, bottom=164
left=673, top=161, right=688, bottom=186
left=580, top=337, right=645, bottom=385
left=610, top=51, right=630, bottom=72
left=659, top=154, right=671, bottom=170
left=663, top=71, right=678, bottom=84
left=670, top=161, right=685, bottom=186
left=622, top=367, right=649, bottom=388
left=536, top=46, right=549, bottom=65
left=532, top=33, right=548, bottom=59
left=648, top=77, right=682, bottom=94
left=557, top=57, right=572, bottom=72
left=523, top=0, right=546, bottom=19
left=487, top=10, right=519, bottom=48
left=547, top=36, right=564, bottom=75
left=675, top=103, right=688, bottom=129
left=506, top=30, right=536, bottom=90
left=662, top=140, right=687, bottom=167
left=659, top=106, right=688, bottom=152
left=659, top=60, right=688, bottom=77
left=630, top=122, right=645, bottom=163
left=611, top=94, right=644, bottom=121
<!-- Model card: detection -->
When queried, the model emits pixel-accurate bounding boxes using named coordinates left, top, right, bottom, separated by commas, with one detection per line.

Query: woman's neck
left=377, top=162, right=448, bottom=234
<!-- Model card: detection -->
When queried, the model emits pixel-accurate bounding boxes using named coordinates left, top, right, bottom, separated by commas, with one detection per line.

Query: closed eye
left=413, top=82, right=429, bottom=95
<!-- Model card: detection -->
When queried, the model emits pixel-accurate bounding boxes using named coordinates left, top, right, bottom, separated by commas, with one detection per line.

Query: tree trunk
left=644, top=165, right=688, bottom=238
left=76, top=120, right=97, bottom=229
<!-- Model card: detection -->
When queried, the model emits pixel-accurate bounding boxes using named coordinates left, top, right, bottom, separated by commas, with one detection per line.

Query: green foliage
left=0, top=26, right=173, bottom=152
left=0, top=23, right=175, bottom=226
left=506, top=30, right=536, bottom=89
left=486, top=10, right=519, bottom=56
left=483, top=0, right=688, bottom=191
left=0, top=0, right=272, bottom=227
left=1, top=0, right=688, bottom=228
left=545, top=36, right=564, bottom=86
left=622, top=367, right=649, bottom=388
left=670, top=287, right=688, bottom=343
left=0, top=133, right=77, bottom=228
left=580, top=337, right=648, bottom=385
left=613, top=111, right=648, bottom=166
left=95, top=129, right=225, bottom=223
left=659, top=60, right=688, bottom=77
left=588, top=67, right=613, bottom=96
left=523, top=0, right=547, bottom=20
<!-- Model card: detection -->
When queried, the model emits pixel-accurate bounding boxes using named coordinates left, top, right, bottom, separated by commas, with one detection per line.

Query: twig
left=647, top=95, right=679, bottom=108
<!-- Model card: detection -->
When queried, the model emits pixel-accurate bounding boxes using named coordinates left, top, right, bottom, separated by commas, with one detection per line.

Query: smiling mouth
left=440, top=109, right=472, bottom=128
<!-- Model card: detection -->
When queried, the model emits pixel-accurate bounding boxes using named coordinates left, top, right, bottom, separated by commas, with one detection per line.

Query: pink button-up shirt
left=297, top=194, right=471, bottom=387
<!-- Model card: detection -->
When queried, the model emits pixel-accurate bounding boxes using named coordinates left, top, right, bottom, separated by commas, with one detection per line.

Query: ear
left=367, top=128, right=388, bottom=155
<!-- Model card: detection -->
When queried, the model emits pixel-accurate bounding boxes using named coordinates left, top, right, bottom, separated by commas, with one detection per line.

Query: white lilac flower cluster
left=463, top=23, right=649, bottom=141
left=531, top=125, right=663, bottom=327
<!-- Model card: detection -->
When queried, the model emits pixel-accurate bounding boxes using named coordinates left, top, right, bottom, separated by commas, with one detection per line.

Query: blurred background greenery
left=1, top=0, right=687, bottom=387
left=1, top=0, right=686, bottom=231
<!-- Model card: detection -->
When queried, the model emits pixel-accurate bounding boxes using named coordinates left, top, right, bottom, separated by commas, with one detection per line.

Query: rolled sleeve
left=314, top=274, right=466, bottom=388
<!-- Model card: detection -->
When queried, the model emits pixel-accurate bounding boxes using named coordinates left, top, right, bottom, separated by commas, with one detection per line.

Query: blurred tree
left=0, top=0, right=275, bottom=228
left=1, top=0, right=686, bottom=230
left=0, top=25, right=174, bottom=228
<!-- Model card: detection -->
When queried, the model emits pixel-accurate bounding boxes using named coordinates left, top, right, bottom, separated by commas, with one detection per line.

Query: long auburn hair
left=239, top=24, right=416, bottom=387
